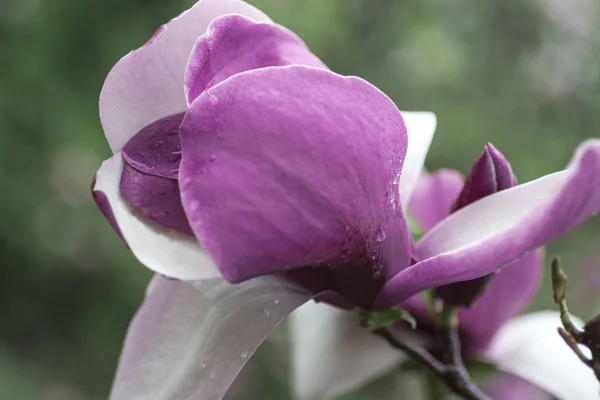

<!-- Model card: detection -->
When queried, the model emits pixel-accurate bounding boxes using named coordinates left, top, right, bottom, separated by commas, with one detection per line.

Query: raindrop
left=262, top=308, right=271, bottom=317
left=168, top=151, right=182, bottom=162
left=209, top=154, right=216, bottom=163
left=274, top=300, right=280, bottom=305
left=376, top=228, right=386, bottom=242
left=151, top=210, right=168, bottom=218
left=241, top=351, right=248, bottom=358
left=166, top=125, right=179, bottom=136
left=201, top=363, right=207, bottom=369
left=153, top=140, right=163, bottom=148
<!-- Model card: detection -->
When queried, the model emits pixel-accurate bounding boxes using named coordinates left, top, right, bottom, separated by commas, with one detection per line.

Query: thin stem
left=557, top=328, right=594, bottom=368
left=552, top=257, right=584, bottom=340
left=374, top=327, right=492, bottom=400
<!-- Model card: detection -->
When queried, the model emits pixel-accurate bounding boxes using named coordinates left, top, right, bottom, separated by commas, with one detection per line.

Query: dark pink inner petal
left=121, top=113, right=185, bottom=180
left=179, top=66, right=410, bottom=300
left=452, top=143, right=515, bottom=212
left=120, top=163, right=192, bottom=235
left=437, top=144, right=517, bottom=307
left=120, top=157, right=192, bottom=236
left=185, top=15, right=327, bottom=104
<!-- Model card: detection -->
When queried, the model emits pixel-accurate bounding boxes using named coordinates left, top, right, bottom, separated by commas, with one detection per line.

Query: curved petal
left=179, top=66, right=410, bottom=284
left=408, top=169, right=464, bottom=231
left=110, top=275, right=312, bottom=400
left=482, top=311, right=599, bottom=400
left=458, top=249, right=544, bottom=349
left=484, top=372, right=553, bottom=400
left=289, top=302, right=404, bottom=400
left=185, top=15, right=326, bottom=105
left=92, top=154, right=220, bottom=280
left=120, top=163, right=193, bottom=235
left=100, top=0, right=272, bottom=153
left=398, top=111, right=437, bottom=212
left=376, top=140, right=600, bottom=307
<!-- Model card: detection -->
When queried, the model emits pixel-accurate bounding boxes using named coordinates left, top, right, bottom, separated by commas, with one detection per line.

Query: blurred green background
left=1, top=0, right=600, bottom=398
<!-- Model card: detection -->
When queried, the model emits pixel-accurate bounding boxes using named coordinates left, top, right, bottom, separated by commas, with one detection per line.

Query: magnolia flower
left=91, top=0, right=600, bottom=398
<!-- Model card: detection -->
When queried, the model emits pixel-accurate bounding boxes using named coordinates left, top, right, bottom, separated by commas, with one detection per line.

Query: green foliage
left=360, top=308, right=417, bottom=331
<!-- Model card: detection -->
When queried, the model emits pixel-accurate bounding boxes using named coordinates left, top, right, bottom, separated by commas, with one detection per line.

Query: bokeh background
left=1, top=0, right=600, bottom=398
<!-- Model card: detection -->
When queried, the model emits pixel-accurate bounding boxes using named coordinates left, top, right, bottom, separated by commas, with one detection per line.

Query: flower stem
left=374, top=322, right=491, bottom=400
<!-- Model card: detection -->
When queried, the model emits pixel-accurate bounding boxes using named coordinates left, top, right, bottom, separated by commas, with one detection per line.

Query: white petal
left=290, top=302, right=405, bottom=400
left=100, top=0, right=272, bottom=153
left=399, top=111, right=437, bottom=212
left=93, top=153, right=221, bottom=280
left=483, top=311, right=600, bottom=400
left=111, top=275, right=312, bottom=400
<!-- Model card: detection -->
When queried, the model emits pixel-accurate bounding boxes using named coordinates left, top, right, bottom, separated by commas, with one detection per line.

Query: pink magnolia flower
left=91, top=0, right=600, bottom=398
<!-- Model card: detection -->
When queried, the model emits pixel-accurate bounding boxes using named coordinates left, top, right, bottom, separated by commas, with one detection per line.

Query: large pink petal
left=179, top=66, right=410, bottom=286
left=110, top=275, right=312, bottom=400
left=377, top=140, right=600, bottom=307
left=408, top=169, right=464, bottom=231
left=92, top=154, right=220, bottom=280
left=100, top=0, right=271, bottom=153
left=185, top=15, right=326, bottom=105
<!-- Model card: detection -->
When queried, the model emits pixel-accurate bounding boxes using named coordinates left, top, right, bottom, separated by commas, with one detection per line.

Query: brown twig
left=374, top=326, right=492, bottom=400
left=557, top=327, right=593, bottom=368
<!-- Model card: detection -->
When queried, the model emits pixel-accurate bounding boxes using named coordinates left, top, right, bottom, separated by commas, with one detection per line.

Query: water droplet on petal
left=209, top=154, right=216, bottom=163
left=376, top=228, right=386, bottom=242
left=153, top=140, right=163, bottom=148
left=241, top=351, right=248, bottom=358
left=168, top=151, right=182, bottom=162
left=274, top=300, right=280, bottom=305
left=262, top=308, right=271, bottom=317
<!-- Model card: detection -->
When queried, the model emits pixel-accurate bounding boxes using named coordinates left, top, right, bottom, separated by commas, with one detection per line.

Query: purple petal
left=185, top=15, right=327, bottom=105
left=100, top=0, right=272, bottom=153
left=401, top=251, right=544, bottom=352
left=436, top=144, right=517, bottom=307
left=290, top=302, right=405, bottom=400
left=110, top=275, right=313, bottom=400
left=483, top=311, right=599, bottom=400
left=459, top=250, right=544, bottom=349
left=452, top=143, right=515, bottom=212
left=409, top=169, right=464, bottom=231
left=179, top=66, right=410, bottom=286
left=93, top=154, right=220, bottom=280
left=376, top=140, right=600, bottom=307
left=121, top=113, right=185, bottom=179
left=398, top=112, right=437, bottom=213
left=120, top=163, right=193, bottom=235
left=484, top=372, right=553, bottom=400
left=92, top=176, right=125, bottom=243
